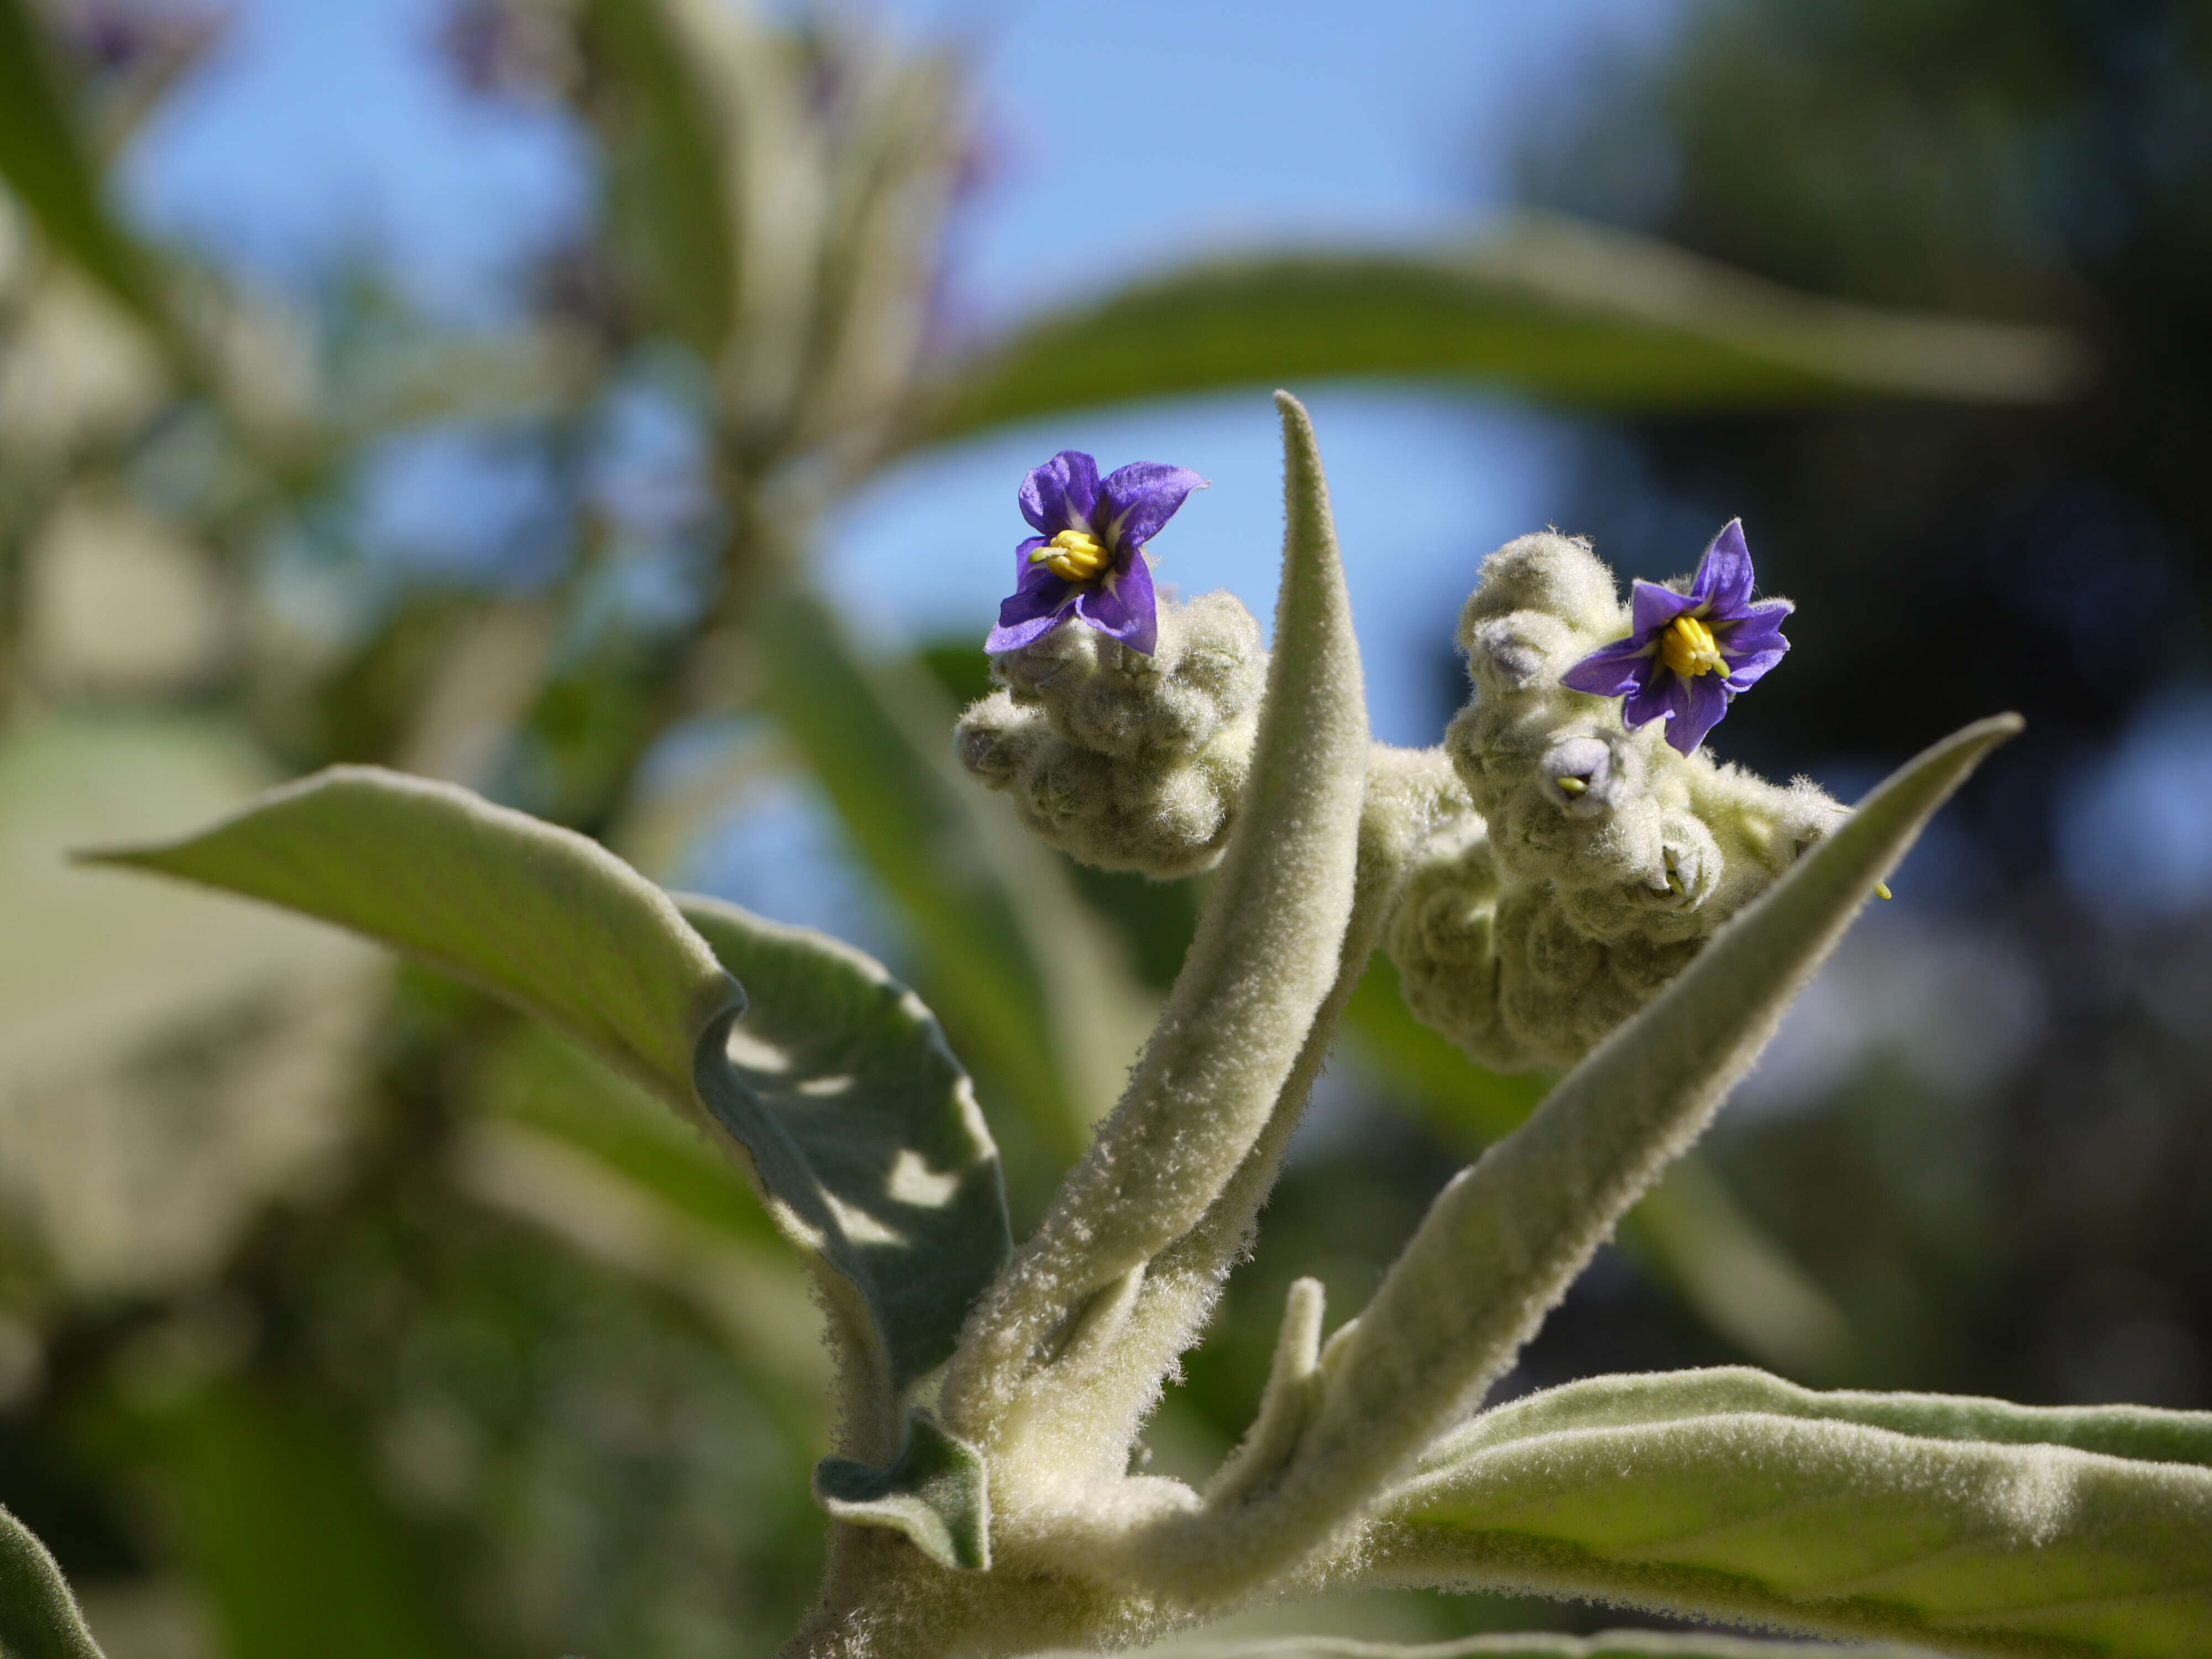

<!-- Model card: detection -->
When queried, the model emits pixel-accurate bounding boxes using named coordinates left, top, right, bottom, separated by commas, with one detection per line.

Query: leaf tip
left=66, top=840, right=164, bottom=874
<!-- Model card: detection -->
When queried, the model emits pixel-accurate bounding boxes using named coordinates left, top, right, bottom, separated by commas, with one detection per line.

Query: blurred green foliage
left=0, top=0, right=2099, bottom=1652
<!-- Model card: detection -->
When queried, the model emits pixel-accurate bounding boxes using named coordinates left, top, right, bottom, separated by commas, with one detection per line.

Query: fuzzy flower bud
left=955, top=592, right=1266, bottom=877
left=1385, top=530, right=1846, bottom=1070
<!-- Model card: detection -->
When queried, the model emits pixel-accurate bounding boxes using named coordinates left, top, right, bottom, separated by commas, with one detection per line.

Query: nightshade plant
left=1558, top=520, right=1792, bottom=755
left=6, top=394, right=2207, bottom=1659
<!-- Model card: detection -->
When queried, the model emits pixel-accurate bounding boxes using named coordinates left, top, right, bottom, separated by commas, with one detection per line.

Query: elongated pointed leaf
left=906, top=216, right=2087, bottom=448
left=85, top=766, right=737, bottom=1104
left=1428, top=1366, right=2212, bottom=1470
left=84, top=768, right=1009, bottom=1451
left=1359, top=1367, right=2212, bottom=1659
left=1045, top=389, right=1369, bottom=1269
left=813, top=1412, right=990, bottom=1571
left=1, top=1504, right=106, bottom=1659
left=1230, top=717, right=2020, bottom=1575
left=1165, top=1635, right=1944, bottom=1659
left=0, top=0, right=165, bottom=325
left=938, top=391, right=1372, bottom=1448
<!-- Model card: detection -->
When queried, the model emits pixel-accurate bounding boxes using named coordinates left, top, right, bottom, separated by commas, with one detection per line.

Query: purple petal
left=1071, top=554, right=1159, bottom=655
left=1688, top=519, right=1755, bottom=614
left=1721, top=646, right=1787, bottom=693
left=1560, top=636, right=1657, bottom=698
left=1718, top=597, right=1793, bottom=653
left=1019, top=451, right=1101, bottom=536
left=986, top=571, right=1077, bottom=654
left=1716, top=598, right=1791, bottom=691
left=1630, top=579, right=1700, bottom=638
left=1667, top=674, right=1731, bottom=753
left=1098, top=463, right=1207, bottom=554
left=1622, top=668, right=1684, bottom=731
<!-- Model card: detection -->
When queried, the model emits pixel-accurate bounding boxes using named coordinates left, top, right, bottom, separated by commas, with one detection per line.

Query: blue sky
left=123, top=0, right=1684, bottom=747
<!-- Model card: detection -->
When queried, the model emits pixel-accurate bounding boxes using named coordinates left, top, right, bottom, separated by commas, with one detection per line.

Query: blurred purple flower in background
left=987, top=450, right=1206, bottom=657
left=1561, top=518, right=1793, bottom=753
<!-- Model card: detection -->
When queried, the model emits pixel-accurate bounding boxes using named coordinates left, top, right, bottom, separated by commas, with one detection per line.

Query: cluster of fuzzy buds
left=958, top=451, right=1846, bottom=1076
left=1389, top=530, right=1844, bottom=1070
left=956, top=591, right=1267, bottom=876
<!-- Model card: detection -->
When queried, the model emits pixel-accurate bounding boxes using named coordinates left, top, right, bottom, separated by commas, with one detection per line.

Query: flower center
left=1029, top=528, right=1109, bottom=583
left=1659, top=613, right=1727, bottom=679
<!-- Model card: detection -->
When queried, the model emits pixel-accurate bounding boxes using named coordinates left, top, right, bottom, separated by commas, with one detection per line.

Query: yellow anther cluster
left=1659, top=613, right=1727, bottom=680
left=1030, top=528, right=1109, bottom=583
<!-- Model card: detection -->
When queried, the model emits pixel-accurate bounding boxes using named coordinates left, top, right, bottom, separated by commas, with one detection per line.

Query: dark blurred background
left=2, top=1, right=2207, bottom=1655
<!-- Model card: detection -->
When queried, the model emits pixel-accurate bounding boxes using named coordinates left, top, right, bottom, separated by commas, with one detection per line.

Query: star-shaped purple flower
left=985, top=450, right=1207, bottom=658
left=1559, top=520, right=1793, bottom=755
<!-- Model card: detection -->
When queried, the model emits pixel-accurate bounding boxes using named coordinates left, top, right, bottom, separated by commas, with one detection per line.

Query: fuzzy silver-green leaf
left=1355, top=1367, right=2212, bottom=1658
left=1, top=1503, right=107, bottom=1659
left=84, top=769, right=1010, bottom=1459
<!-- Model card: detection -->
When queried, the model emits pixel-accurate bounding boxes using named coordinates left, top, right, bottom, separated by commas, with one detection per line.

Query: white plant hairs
left=60, top=393, right=2208, bottom=1659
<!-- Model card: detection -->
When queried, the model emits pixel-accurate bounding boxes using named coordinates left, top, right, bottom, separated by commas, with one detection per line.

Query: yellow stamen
left=1875, top=883, right=1893, bottom=900
left=1028, top=528, right=1109, bottom=583
left=1658, top=613, right=1728, bottom=679
left=1556, top=775, right=1588, bottom=797
left=1663, top=615, right=1725, bottom=677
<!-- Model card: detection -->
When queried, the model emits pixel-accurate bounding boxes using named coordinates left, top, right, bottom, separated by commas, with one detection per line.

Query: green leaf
left=1364, top=1366, right=2212, bottom=1659
left=0, top=0, right=165, bottom=326
left=1041, top=388, right=1371, bottom=1274
left=937, top=392, right=1373, bottom=1456
left=84, top=768, right=1010, bottom=1454
left=0, top=1504, right=106, bottom=1659
left=813, top=1412, right=990, bottom=1571
left=1258, top=717, right=2022, bottom=1568
left=582, top=0, right=741, bottom=357
left=1434, top=1366, right=2212, bottom=1469
left=1171, top=1635, right=1945, bottom=1658
left=757, top=587, right=1147, bottom=1168
left=906, top=214, right=2087, bottom=447
left=84, top=766, right=736, bottom=1107
left=679, top=894, right=1011, bottom=1394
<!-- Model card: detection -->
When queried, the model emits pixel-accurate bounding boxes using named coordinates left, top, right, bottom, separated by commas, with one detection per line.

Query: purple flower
left=1559, top=520, right=1792, bottom=755
left=986, top=451, right=1207, bottom=658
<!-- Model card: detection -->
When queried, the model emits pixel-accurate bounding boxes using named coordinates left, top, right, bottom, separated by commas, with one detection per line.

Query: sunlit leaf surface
left=86, top=770, right=1009, bottom=1426
left=1142, top=1634, right=1946, bottom=1658
left=1366, top=1367, right=2212, bottom=1659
